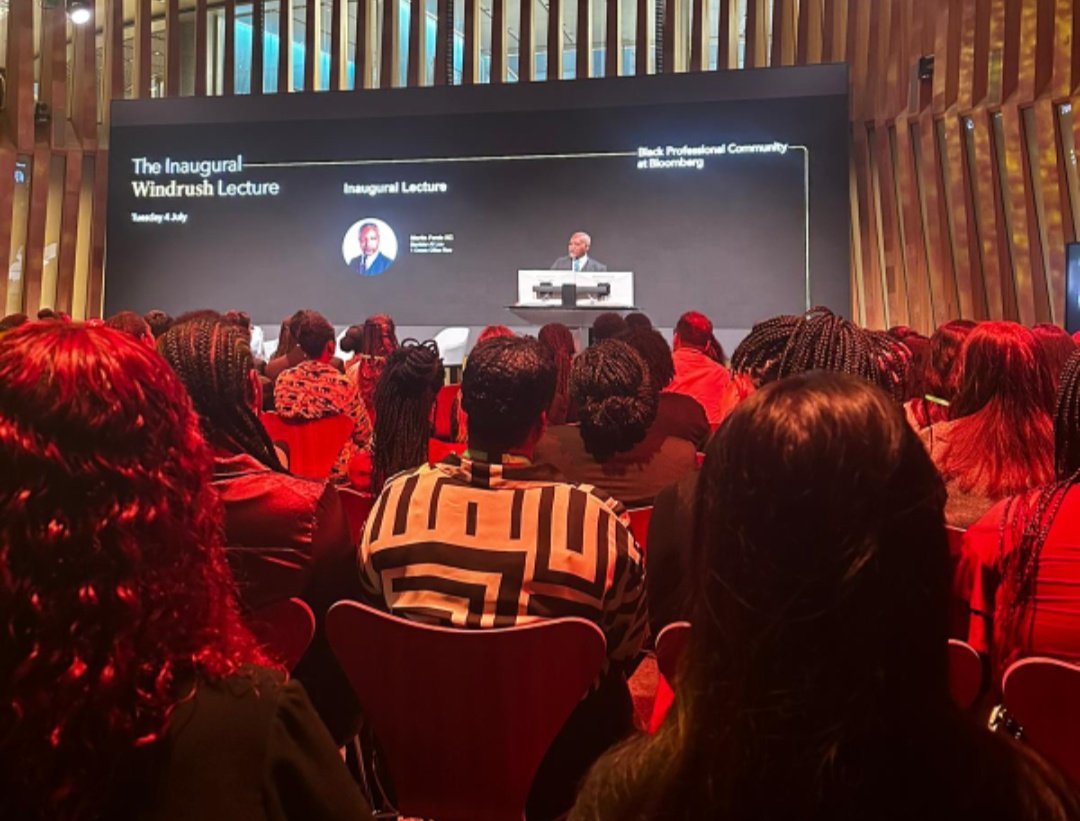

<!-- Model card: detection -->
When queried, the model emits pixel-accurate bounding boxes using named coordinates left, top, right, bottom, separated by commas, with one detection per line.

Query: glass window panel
left=1058, top=103, right=1080, bottom=242
left=293, top=0, right=306, bottom=90
left=562, top=0, right=577, bottom=79
left=533, top=0, right=547, bottom=80
left=6, top=155, right=31, bottom=316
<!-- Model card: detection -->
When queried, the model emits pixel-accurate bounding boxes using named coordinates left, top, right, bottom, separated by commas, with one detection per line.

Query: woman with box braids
left=159, top=315, right=286, bottom=472
left=372, top=339, right=444, bottom=491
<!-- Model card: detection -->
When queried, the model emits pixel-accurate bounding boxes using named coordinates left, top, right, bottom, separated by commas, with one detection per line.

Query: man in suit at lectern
left=351, top=222, right=394, bottom=276
left=551, top=231, right=607, bottom=272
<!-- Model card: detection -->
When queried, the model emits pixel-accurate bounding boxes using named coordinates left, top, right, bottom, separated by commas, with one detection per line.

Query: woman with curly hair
left=921, top=321, right=1055, bottom=527
left=535, top=338, right=697, bottom=506
left=0, top=322, right=370, bottom=821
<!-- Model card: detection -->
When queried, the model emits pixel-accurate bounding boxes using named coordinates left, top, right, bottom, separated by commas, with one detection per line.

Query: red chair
left=1001, top=657, right=1080, bottom=784
left=649, top=621, right=690, bottom=732
left=326, top=601, right=606, bottom=821
left=947, top=638, right=983, bottom=709
left=338, top=486, right=376, bottom=544
left=946, top=525, right=969, bottom=639
left=261, top=412, right=354, bottom=480
left=626, top=506, right=653, bottom=554
left=433, top=384, right=461, bottom=441
left=428, top=437, right=467, bottom=463
left=248, top=597, right=316, bottom=671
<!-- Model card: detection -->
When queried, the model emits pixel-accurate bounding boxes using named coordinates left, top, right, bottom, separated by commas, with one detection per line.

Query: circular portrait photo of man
left=342, top=218, right=398, bottom=276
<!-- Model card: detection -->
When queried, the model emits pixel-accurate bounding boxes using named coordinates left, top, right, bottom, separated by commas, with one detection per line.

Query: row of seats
left=648, top=621, right=1080, bottom=785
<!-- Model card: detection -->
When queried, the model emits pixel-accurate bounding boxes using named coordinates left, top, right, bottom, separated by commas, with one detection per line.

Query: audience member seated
left=538, top=322, right=578, bottom=425
left=341, top=313, right=398, bottom=420
left=625, top=328, right=710, bottom=450
left=905, top=318, right=975, bottom=429
left=143, top=308, right=173, bottom=339
left=664, top=310, right=731, bottom=426
left=160, top=315, right=363, bottom=740
left=35, top=307, right=68, bottom=321
left=159, top=315, right=358, bottom=612
left=624, top=311, right=653, bottom=332
left=590, top=312, right=627, bottom=343
left=358, top=335, right=646, bottom=821
left=370, top=339, right=444, bottom=492
left=572, top=371, right=1080, bottom=821
left=0, top=312, right=28, bottom=336
left=920, top=321, right=1054, bottom=528
left=264, top=310, right=306, bottom=382
left=274, top=309, right=373, bottom=482
left=223, top=308, right=266, bottom=363
left=536, top=339, right=698, bottom=506
left=1033, top=322, right=1078, bottom=392
left=961, top=350, right=1080, bottom=683
left=649, top=309, right=913, bottom=633
left=0, top=322, right=371, bottom=821
left=888, top=325, right=931, bottom=403
left=453, top=324, right=516, bottom=442
left=104, top=309, right=155, bottom=347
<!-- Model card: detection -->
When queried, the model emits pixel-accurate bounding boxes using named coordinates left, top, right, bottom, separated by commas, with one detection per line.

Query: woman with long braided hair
left=535, top=338, right=697, bottom=505
left=371, top=339, right=444, bottom=492
left=342, top=313, right=398, bottom=420
left=538, top=322, right=577, bottom=425
left=961, top=349, right=1080, bottom=683
left=160, top=314, right=363, bottom=741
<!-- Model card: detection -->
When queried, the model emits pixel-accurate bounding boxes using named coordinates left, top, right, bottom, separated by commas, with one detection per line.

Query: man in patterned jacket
left=358, top=334, right=647, bottom=820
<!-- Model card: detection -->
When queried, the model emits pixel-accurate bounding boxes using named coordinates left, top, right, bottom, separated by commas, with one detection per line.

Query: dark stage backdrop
left=106, top=66, right=849, bottom=329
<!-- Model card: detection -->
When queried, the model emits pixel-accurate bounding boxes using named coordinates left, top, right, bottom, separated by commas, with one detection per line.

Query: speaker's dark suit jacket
left=551, top=255, right=607, bottom=272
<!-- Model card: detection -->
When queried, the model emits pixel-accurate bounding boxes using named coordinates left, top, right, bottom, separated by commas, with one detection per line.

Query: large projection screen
left=106, top=65, right=850, bottom=333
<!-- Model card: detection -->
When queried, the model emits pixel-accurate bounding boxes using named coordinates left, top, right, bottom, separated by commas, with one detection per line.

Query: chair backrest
left=656, top=621, right=691, bottom=683
left=326, top=601, right=606, bottom=821
left=947, top=638, right=983, bottom=709
left=1002, top=656, right=1080, bottom=784
left=432, top=384, right=461, bottom=441
left=248, top=597, right=316, bottom=671
left=337, top=486, right=376, bottom=544
left=945, top=525, right=969, bottom=639
left=428, top=437, right=466, bottom=463
left=626, top=506, right=653, bottom=554
left=225, top=547, right=311, bottom=611
left=261, top=412, right=354, bottom=479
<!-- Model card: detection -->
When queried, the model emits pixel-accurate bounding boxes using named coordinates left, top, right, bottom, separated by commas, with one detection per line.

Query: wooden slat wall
left=3, top=0, right=1080, bottom=331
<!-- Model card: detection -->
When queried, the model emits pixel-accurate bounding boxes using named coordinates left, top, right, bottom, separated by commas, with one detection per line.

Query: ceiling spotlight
left=67, top=0, right=92, bottom=25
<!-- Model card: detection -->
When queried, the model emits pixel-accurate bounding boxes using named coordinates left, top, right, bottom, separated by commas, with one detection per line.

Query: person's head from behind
left=585, top=372, right=948, bottom=818
left=359, top=222, right=380, bottom=256
left=223, top=309, right=252, bottom=333
left=887, top=326, right=931, bottom=401
left=461, top=336, right=555, bottom=456
left=0, top=323, right=265, bottom=819
left=952, top=321, right=1054, bottom=418
left=293, top=309, right=337, bottom=362
left=673, top=311, right=712, bottom=351
left=0, top=313, right=28, bottom=335
left=591, top=312, right=627, bottom=343
left=105, top=310, right=154, bottom=348
left=572, top=340, right=658, bottom=461
left=373, top=340, right=444, bottom=490
left=1032, top=323, right=1077, bottom=391
left=925, top=319, right=976, bottom=401
left=568, top=231, right=591, bottom=259
left=476, top=325, right=514, bottom=346
left=624, top=312, right=653, bottom=332
left=624, top=328, right=675, bottom=391
left=143, top=309, right=173, bottom=339
left=538, top=322, right=575, bottom=362
left=730, top=308, right=905, bottom=398
left=538, top=323, right=576, bottom=425
left=342, top=313, right=398, bottom=359
left=158, top=317, right=284, bottom=471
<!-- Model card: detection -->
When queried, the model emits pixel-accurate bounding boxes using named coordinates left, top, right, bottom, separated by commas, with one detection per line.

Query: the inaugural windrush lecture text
left=127, top=155, right=281, bottom=224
